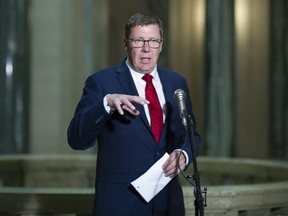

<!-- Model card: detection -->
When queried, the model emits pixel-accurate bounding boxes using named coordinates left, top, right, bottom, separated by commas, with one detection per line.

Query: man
left=67, top=11, right=201, bottom=216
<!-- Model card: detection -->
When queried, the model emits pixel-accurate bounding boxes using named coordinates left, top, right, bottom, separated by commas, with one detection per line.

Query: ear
left=124, top=39, right=128, bottom=52
left=159, top=42, right=163, bottom=53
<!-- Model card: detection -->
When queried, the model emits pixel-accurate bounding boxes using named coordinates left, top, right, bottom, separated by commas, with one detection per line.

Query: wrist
left=174, top=149, right=189, bottom=166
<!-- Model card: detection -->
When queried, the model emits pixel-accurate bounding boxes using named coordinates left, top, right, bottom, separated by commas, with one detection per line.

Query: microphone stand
left=183, top=111, right=206, bottom=216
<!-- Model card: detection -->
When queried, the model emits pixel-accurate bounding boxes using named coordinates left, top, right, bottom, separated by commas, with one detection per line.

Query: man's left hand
left=162, top=151, right=186, bottom=178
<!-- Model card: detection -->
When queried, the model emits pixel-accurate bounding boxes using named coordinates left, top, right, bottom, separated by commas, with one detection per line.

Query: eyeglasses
left=128, top=38, right=162, bottom=48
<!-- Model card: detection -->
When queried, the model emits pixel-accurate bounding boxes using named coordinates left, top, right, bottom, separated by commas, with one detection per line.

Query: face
left=124, top=24, right=163, bottom=74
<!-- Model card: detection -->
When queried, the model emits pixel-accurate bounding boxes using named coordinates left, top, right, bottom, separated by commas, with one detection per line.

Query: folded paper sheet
left=131, top=153, right=173, bottom=202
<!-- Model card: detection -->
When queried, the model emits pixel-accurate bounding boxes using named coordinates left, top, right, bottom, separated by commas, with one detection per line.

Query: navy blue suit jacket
left=67, top=60, right=201, bottom=216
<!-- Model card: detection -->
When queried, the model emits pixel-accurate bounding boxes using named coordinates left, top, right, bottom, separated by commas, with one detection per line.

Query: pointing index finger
left=130, top=95, right=150, bottom=105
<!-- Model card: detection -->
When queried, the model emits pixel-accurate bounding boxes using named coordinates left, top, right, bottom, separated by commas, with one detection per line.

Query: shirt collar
left=126, top=59, right=159, bottom=82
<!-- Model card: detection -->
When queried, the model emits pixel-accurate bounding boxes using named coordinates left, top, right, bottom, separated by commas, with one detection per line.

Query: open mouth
left=140, top=57, right=151, bottom=63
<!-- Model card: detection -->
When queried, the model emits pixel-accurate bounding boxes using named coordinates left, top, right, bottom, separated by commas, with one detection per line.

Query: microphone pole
left=174, top=89, right=206, bottom=216
left=185, top=112, right=205, bottom=216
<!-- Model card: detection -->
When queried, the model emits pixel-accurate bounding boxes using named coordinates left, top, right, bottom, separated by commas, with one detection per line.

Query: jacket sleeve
left=67, top=75, right=112, bottom=150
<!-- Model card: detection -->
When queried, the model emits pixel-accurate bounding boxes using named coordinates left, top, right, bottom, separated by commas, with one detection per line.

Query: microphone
left=173, top=89, right=188, bottom=127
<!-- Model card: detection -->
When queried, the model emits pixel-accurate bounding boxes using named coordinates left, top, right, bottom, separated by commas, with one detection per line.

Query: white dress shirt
left=103, top=60, right=189, bottom=165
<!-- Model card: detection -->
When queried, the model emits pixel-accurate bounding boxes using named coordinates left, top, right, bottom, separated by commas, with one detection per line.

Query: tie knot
left=142, top=74, right=153, bottom=83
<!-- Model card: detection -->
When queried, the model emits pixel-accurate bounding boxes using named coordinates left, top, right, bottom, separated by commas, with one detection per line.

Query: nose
left=142, top=41, right=151, bottom=52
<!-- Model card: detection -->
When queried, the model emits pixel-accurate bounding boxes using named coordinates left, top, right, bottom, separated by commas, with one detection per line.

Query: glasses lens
left=131, top=39, right=143, bottom=47
left=149, top=40, right=160, bottom=48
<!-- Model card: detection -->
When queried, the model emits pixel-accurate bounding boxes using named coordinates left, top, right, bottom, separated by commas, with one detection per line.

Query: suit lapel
left=158, top=67, right=175, bottom=118
left=157, top=68, right=176, bottom=145
left=116, top=61, right=151, bottom=130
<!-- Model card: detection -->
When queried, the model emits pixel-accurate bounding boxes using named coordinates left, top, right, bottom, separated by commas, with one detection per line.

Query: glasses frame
left=128, top=38, right=163, bottom=48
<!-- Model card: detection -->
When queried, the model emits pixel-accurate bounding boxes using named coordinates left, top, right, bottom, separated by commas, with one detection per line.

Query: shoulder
left=87, top=60, right=128, bottom=81
left=157, top=66, right=187, bottom=82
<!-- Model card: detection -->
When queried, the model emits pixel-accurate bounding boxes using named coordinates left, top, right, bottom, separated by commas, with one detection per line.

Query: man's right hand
left=106, top=94, right=149, bottom=115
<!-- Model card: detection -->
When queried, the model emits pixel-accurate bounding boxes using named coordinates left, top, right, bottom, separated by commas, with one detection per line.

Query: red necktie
left=142, top=74, right=163, bottom=143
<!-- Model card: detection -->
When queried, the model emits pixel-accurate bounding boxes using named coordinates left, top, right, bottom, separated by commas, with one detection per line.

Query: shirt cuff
left=103, top=94, right=115, bottom=113
left=174, top=149, right=189, bottom=166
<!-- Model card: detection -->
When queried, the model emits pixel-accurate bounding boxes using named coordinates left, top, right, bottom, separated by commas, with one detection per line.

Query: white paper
left=131, top=153, right=173, bottom=202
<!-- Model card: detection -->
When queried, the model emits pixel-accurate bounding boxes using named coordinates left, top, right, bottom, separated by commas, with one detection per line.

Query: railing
left=0, top=187, right=94, bottom=215
left=0, top=155, right=288, bottom=216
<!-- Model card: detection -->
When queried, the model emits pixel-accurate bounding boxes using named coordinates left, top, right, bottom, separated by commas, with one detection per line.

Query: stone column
left=270, top=0, right=288, bottom=159
left=203, top=0, right=234, bottom=156
left=0, top=0, right=30, bottom=154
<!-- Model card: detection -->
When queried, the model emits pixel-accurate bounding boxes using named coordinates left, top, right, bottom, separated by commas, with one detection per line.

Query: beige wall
left=29, top=0, right=108, bottom=154
left=169, top=0, right=205, bottom=147
left=234, top=0, right=270, bottom=158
